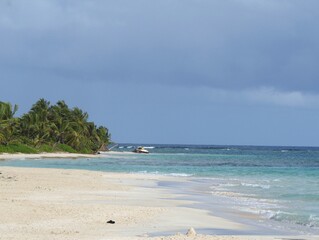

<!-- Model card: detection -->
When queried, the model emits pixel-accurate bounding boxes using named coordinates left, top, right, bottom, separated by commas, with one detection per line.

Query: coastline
left=0, top=166, right=318, bottom=239
left=0, top=151, right=137, bottom=160
left=0, top=152, right=101, bottom=160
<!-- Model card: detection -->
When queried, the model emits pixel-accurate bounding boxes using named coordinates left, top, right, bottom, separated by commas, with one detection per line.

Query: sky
left=1, top=0, right=319, bottom=146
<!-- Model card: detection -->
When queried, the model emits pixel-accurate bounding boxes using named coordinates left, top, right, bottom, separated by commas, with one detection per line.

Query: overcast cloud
left=1, top=0, right=319, bottom=145
left=1, top=0, right=319, bottom=92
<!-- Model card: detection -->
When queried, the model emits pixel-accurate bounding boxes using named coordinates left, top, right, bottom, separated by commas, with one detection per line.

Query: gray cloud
left=1, top=0, right=319, bottom=93
left=200, top=87, right=319, bottom=108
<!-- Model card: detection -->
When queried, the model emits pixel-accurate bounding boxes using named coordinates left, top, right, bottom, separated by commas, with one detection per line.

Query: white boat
left=133, top=146, right=149, bottom=154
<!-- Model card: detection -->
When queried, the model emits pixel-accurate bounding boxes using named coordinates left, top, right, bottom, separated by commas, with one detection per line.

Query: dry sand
left=0, top=166, right=317, bottom=240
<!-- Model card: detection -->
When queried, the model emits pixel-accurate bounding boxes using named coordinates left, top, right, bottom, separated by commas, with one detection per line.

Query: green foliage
left=0, top=99, right=111, bottom=154
left=78, top=148, right=92, bottom=154
left=0, top=101, right=18, bottom=121
left=36, top=144, right=55, bottom=153
left=0, top=144, right=14, bottom=153
left=55, top=144, right=77, bottom=153
left=0, top=144, right=37, bottom=154
left=0, top=101, right=20, bottom=145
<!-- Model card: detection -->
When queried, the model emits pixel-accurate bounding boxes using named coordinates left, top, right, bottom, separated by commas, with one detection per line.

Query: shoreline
left=0, top=151, right=138, bottom=160
left=0, top=166, right=318, bottom=239
left=0, top=152, right=101, bottom=160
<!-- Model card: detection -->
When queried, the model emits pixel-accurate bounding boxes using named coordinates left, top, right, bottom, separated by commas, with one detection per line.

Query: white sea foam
left=211, top=191, right=246, bottom=197
left=273, top=178, right=281, bottom=182
left=135, top=170, right=159, bottom=175
left=241, top=183, right=270, bottom=189
left=144, top=146, right=155, bottom=149
left=308, top=215, right=319, bottom=228
left=167, top=173, right=193, bottom=177
left=259, top=210, right=284, bottom=220
left=309, top=215, right=319, bottom=221
left=220, top=183, right=238, bottom=187
left=136, top=170, right=147, bottom=174
left=134, top=171, right=192, bottom=177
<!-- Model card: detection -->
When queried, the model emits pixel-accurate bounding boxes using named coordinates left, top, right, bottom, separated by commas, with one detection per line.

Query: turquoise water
left=1, top=144, right=319, bottom=234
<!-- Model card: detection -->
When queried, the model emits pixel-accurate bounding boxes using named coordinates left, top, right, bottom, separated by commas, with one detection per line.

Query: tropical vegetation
left=0, top=99, right=110, bottom=154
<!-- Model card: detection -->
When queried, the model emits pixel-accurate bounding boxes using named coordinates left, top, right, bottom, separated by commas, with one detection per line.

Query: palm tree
left=96, top=126, right=110, bottom=150
left=0, top=102, right=19, bottom=145
left=30, top=98, right=50, bottom=122
left=70, top=107, right=89, bottom=136
left=0, top=101, right=18, bottom=121
left=1, top=99, right=111, bottom=153
left=19, top=99, right=53, bottom=146
left=50, top=112, right=70, bottom=144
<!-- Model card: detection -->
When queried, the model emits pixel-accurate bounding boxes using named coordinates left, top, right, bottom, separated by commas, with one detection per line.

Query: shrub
left=37, top=144, right=55, bottom=153
left=56, top=144, right=77, bottom=153
left=0, top=144, right=38, bottom=154
left=0, top=145, right=13, bottom=153
left=79, top=148, right=93, bottom=154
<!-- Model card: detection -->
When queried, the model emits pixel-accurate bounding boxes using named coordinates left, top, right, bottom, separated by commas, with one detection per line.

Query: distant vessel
left=133, top=146, right=149, bottom=154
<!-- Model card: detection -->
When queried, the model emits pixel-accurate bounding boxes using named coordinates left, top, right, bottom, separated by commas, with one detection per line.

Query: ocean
left=1, top=144, right=319, bottom=235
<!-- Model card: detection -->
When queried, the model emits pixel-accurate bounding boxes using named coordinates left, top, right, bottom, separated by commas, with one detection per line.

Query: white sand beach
left=0, top=151, right=136, bottom=161
left=0, top=152, right=101, bottom=160
left=0, top=165, right=318, bottom=240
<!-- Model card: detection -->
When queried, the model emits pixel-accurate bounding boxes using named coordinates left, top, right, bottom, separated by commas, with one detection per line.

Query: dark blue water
left=1, top=144, right=319, bottom=233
